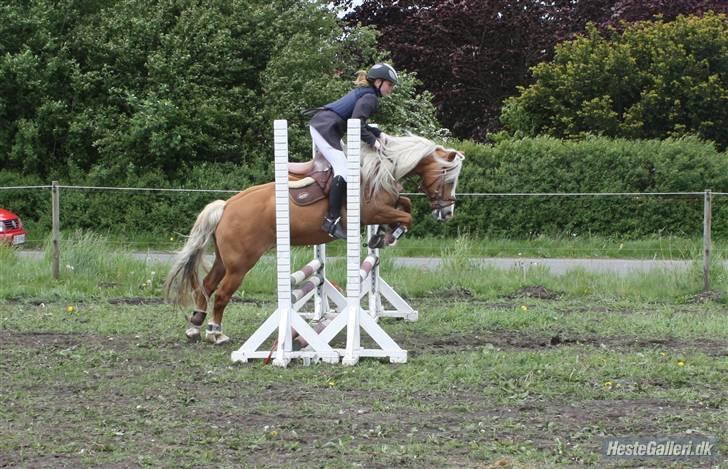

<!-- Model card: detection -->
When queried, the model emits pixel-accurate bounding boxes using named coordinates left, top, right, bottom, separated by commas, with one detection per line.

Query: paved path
left=19, top=250, right=698, bottom=276
left=401, top=257, right=694, bottom=275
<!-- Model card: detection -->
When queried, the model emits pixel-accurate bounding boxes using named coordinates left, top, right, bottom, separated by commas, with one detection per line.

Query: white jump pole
left=272, top=119, right=294, bottom=366
left=342, top=120, right=363, bottom=365
left=317, top=119, right=407, bottom=365
left=231, top=120, right=338, bottom=366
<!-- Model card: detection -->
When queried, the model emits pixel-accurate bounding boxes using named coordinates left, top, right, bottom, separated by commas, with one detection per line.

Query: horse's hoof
left=205, top=330, right=230, bottom=345
left=186, top=326, right=201, bottom=341
left=385, top=233, right=397, bottom=247
left=367, top=234, right=385, bottom=249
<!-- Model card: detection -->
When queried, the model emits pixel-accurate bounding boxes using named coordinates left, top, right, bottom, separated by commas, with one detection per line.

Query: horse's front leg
left=364, top=202, right=413, bottom=249
left=387, top=196, right=413, bottom=245
left=395, top=196, right=412, bottom=214
left=365, top=195, right=413, bottom=227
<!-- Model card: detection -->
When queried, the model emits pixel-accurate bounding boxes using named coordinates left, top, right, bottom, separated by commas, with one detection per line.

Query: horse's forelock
left=432, top=147, right=464, bottom=181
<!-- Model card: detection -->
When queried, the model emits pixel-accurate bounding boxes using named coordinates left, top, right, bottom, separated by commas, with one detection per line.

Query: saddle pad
left=289, top=185, right=325, bottom=206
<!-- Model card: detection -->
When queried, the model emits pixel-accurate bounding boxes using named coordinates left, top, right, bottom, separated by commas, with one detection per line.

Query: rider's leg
left=310, top=126, right=347, bottom=239
left=322, top=175, right=346, bottom=239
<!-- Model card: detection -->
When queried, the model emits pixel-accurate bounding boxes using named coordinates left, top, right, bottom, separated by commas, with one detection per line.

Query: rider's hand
left=373, top=140, right=383, bottom=152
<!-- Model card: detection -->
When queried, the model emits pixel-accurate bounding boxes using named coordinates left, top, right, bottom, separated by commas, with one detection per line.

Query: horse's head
left=359, top=134, right=465, bottom=221
left=417, top=147, right=465, bottom=221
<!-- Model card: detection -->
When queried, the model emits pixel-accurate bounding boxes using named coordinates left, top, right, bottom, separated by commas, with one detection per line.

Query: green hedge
left=410, top=135, right=728, bottom=239
left=2, top=135, right=728, bottom=240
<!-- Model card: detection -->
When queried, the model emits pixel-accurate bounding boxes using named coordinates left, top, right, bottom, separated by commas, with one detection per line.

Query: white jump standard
left=230, top=120, right=338, bottom=366
left=230, top=119, right=407, bottom=366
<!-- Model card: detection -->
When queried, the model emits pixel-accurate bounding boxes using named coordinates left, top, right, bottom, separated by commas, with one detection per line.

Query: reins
left=418, top=164, right=461, bottom=209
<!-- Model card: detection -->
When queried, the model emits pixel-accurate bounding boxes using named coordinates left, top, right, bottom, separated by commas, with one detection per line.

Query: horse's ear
left=446, top=151, right=461, bottom=161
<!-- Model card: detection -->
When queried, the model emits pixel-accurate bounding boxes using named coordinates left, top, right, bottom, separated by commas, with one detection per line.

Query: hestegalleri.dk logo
left=602, top=437, right=719, bottom=459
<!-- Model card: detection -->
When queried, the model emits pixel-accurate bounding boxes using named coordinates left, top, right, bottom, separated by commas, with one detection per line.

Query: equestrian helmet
left=367, top=63, right=399, bottom=85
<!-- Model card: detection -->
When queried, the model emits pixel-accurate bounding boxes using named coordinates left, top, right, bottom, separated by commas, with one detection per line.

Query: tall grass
left=1, top=232, right=724, bottom=302
left=1, top=231, right=166, bottom=300
left=21, top=228, right=716, bottom=259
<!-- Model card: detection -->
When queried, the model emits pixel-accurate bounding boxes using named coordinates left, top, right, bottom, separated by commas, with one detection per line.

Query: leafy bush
left=501, top=13, right=728, bottom=150
left=0, top=0, right=441, bottom=180
left=410, top=135, right=728, bottom=239
left=4, top=136, right=728, bottom=240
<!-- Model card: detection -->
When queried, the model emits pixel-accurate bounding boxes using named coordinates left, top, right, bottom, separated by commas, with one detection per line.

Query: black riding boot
left=322, top=175, right=347, bottom=240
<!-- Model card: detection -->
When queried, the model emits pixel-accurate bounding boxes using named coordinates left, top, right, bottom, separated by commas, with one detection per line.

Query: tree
left=338, top=0, right=558, bottom=140
left=500, top=13, right=728, bottom=149
left=338, top=0, right=728, bottom=140
left=0, top=0, right=441, bottom=180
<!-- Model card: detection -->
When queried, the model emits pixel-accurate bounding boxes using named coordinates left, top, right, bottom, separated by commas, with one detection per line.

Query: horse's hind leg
left=204, top=268, right=248, bottom=345
left=186, top=255, right=225, bottom=341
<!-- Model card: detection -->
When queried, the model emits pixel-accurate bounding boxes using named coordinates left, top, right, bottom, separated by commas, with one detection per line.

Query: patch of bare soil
left=508, top=285, right=561, bottom=300
left=2, top=329, right=722, bottom=467
left=686, top=290, right=722, bottom=303
left=425, top=286, right=475, bottom=299
left=1, top=295, right=269, bottom=306
left=0, top=330, right=127, bottom=350
left=208, top=387, right=705, bottom=467
left=0, top=329, right=189, bottom=353
left=403, top=330, right=727, bottom=357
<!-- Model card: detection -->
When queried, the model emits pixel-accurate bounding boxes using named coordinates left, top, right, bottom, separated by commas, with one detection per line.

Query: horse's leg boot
left=385, top=223, right=408, bottom=247
left=205, top=323, right=230, bottom=345
left=322, top=175, right=347, bottom=240
left=186, top=310, right=206, bottom=341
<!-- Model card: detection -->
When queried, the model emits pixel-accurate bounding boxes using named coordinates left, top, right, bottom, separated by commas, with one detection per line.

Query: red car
left=0, top=208, right=26, bottom=246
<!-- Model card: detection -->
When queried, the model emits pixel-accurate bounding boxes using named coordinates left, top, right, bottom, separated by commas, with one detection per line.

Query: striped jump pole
left=359, top=225, right=418, bottom=321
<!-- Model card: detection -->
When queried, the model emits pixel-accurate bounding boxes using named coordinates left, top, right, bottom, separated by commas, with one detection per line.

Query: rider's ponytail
left=353, top=70, right=369, bottom=87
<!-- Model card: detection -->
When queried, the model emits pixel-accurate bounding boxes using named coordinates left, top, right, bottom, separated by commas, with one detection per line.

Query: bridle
left=417, top=154, right=463, bottom=211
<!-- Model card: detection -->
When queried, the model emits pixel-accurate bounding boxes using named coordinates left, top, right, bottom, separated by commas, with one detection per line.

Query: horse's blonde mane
left=353, top=134, right=462, bottom=198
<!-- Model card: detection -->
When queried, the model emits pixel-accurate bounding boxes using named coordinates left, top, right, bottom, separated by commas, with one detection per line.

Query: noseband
left=418, top=163, right=461, bottom=210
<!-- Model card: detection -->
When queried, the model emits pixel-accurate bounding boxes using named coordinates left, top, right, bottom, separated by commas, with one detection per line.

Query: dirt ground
left=1, top=290, right=726, bottom=467
left=1, top=330, right=724, bottom=466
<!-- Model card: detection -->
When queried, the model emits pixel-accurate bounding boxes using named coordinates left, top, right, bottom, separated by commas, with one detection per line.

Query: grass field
left=1, top=238, right=726, bottom=467
left=15, top=228, right=722, bottom=260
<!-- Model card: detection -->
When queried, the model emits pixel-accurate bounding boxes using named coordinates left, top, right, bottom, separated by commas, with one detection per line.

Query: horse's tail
left=164, top=199, right=226, bottom=308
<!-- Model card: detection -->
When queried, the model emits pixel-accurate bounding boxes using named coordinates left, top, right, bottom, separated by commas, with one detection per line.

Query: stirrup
left=322, top=217, right=346, bottom=240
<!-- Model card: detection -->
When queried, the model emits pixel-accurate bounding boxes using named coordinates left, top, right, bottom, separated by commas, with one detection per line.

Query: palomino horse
left=164, top=134, right=465, bottom=344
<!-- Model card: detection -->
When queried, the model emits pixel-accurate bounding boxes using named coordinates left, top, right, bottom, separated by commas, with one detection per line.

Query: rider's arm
left=351, top=94, right=382, bottom=146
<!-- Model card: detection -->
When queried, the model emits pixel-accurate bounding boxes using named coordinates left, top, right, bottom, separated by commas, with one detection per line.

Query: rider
left=309, top=63, right=398, bottom=239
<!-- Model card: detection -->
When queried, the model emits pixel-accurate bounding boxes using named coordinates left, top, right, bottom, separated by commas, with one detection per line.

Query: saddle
left=288, top=150, right=334, bottom=206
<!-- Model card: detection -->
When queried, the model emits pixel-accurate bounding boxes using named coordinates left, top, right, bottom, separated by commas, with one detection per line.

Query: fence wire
left=1, top=184, right=722, bottom=198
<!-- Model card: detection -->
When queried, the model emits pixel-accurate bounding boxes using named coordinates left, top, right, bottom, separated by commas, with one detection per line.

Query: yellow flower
left=269, top=430, right=278, bottom=438
left=169, top=237, right=174, bottom=241
left=66, top=305, right=76, bottom=313
left=677, top=360, right=686, bottom=367
left=520, top=305, right=528, bottom=311
left=328, top=380, right=336, bottom=388
left=603, top=381, right=613, bottom=389
left=659, top=352, right=667, bottom=357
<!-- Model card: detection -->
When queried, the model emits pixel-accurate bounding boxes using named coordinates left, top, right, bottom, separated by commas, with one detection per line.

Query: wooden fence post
left=52, top=181, right=60, bottom=280
left=703, top=189, right=712, bottom=292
